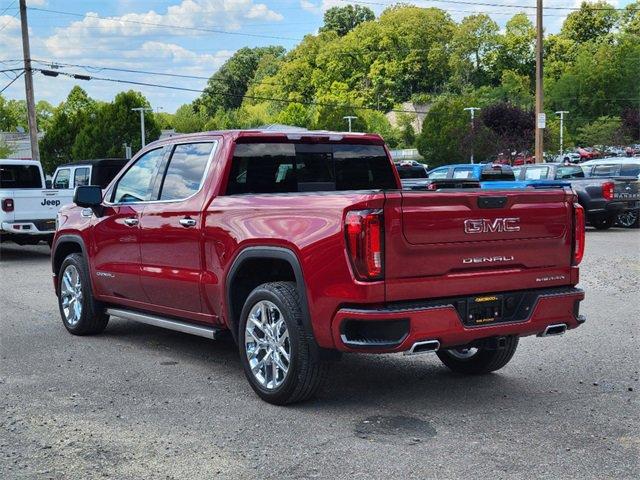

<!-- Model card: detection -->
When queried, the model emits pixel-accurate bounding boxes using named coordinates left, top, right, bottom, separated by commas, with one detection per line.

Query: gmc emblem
left=464, top=217, right=520, bottom=234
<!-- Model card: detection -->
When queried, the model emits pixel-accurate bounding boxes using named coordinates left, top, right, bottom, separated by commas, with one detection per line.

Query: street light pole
left=555, top=111, right=569, bottom=155
left=132, top=107, right=153, bottom=148
left=534, top=0, right=544, bottom=164
left=463, top=107, right=480, bottom=164
left=343, top=116, right=357, bottom=133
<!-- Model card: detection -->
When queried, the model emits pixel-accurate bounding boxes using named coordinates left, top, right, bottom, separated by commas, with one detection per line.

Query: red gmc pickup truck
left=52, top=130, right=586, bottom=404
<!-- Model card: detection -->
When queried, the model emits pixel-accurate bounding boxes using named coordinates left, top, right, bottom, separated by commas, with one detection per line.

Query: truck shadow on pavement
left=99, top=317, right=530, bottom=414
left=0, top=244, right=51, bottom=262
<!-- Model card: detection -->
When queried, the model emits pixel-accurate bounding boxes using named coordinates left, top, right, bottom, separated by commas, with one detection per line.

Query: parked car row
left=1, top=158, right=127, bottom=245
left=395, top=157, right=640, bottom=230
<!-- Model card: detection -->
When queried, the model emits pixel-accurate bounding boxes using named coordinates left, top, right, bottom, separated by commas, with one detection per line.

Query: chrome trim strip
left=537, top=323, right=567, bottom=337
left=106, top=308, right=219, bottom=339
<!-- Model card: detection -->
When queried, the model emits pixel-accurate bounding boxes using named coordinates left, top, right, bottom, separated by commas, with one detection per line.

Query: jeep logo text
left=464, top=217, right=520, bottom=234
left=41, top=199, right=61, bottom=207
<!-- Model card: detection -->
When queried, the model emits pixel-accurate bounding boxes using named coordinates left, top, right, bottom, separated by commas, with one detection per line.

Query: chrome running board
left=106, top=308, right=220, bottom=339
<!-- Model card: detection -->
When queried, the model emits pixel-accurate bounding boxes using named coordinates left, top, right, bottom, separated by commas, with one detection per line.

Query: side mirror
left=45, top=180, right=52, bottom=189
left=74, top=185, right=103, bottom=215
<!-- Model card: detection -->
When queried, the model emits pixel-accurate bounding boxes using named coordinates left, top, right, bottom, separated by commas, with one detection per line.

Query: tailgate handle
left=478, top=196, right=507, bottom=209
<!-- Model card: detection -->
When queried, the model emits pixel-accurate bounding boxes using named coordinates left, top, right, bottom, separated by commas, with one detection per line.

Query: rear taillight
left=573, top=203, right=585, bottom=265
left=1, top=198, right=14, bottom=212
left=345, top=209, right=384, bottom=280
left=601, top=181, right=614, bottom=201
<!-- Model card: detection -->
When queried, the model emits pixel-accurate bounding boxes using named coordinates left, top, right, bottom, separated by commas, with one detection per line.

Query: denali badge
left=464, top=217, right=520, bottom=234
left=462, top=255, right=514, bottom=264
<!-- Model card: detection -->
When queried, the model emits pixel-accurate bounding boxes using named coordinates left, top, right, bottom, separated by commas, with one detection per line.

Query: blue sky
left=0, top=0, right=634, bottom=113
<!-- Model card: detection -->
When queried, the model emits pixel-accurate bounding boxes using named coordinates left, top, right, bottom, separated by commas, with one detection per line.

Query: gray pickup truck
left=513, top=163, right=640, bottom=230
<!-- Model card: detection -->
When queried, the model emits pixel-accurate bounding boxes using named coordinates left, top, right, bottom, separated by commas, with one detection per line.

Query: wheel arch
left=225, top=247, right=315, bottom=346
left=52, top=234, right=88, bottom=296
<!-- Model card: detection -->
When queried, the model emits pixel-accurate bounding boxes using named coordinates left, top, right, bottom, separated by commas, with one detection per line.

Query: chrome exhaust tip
left=538, top=323, right=567, bottom=337
left=404, top=339, right=440, bottom=355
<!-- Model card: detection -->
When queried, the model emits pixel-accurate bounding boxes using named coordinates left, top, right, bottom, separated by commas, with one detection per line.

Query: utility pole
left=343, top=116, right=357, bottom=132
left=555, top=111, right=569, bottom=156
left=464, top=107, right=480, bottom=164
left=132, top=107, right=153, bottom=148
left=534, top=0, right=544, bottom=164
left=19, top=0, right=40, bottom=162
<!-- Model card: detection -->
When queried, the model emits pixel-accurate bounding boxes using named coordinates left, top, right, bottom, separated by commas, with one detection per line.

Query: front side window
left=225, top=143, right=396, bottom=194
left=159, top=142, right=214, bottom=201
left=112, top=148, right=164, bottom=203
left=74, top=167, right=90, bottom=187
left=53, top=169, right=70, bottom=189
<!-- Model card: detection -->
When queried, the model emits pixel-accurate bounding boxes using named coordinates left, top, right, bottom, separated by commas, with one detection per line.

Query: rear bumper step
left=106, top=308, right=220, bottom=339
left=330, top=287, right=585, bottom=353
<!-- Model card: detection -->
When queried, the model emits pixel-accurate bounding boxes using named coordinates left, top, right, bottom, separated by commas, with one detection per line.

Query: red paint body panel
left=53, top=130, right=585, bottom=354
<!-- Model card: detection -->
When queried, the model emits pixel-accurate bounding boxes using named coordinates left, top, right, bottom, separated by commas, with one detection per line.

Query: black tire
left=436, top=336, right=519, bottom=375
left=616, top=210, right=639, bottom=228
left=591, top=216, right=614, bottom=230
left=238, top=281, right=328, bottom=405
left=57, top=253, right=109, bottom=335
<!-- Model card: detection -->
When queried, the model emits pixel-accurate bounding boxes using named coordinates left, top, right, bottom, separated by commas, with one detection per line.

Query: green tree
left=172, top=103, right=207, bottom=133
left=494, top=14, right=535, bottom=81
left=319, top=5, right=375, bottom=36
left=561, top=1, right=619, bottom=43
left=577, top=116, right=629, bottom=147
left=448, top=14, right=499, bottom=88
left=0, top=140, right=13, bottom=157
left=416, top=94, right=478, bottom=167
left=620, top=1, right=640, bottom=35
left=40, top=87, right=97, bottom=173
left=72, top=90, right=159, bottom=159
left=0, top=96, right=27, bottom=131
left=275, top=103, right=312, bottom=128
left=199, top=46, right=286, bottom=116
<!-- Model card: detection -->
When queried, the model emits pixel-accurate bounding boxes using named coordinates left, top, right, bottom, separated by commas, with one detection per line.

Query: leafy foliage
left=320, top=5, right=375, bottom=36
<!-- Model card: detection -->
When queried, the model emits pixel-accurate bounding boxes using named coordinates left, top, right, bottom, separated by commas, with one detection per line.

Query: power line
left=343, top=0, right=631, bottom=12
left=0, top=8, right=18, bottom=31
left=0, top=0, right=17, bottom=17
left=27, top=7, right=303, bottom=42
left=0, top=69, right=23, bottom=94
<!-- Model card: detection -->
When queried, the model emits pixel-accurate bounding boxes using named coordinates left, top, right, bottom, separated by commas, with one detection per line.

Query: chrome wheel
left=447, top=347, right=478, bottom=360
left=244, top=300, right=290, bottom=390
left=60, top=265, right=83, bottom=326
left=616, top=210, right=638, bottom=228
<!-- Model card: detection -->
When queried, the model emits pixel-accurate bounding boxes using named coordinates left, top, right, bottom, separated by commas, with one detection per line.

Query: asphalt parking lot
left=1, top=228, right=639, bottom=479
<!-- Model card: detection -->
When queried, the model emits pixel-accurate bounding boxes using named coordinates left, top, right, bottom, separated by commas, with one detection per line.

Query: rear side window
left=590, top=165, right=618, bottom=177
left=523, top=166, right=549, bottom=180
left=397, top=166, right=427, bottom=179
left=556, top=166, right=584, bottom=179
left=225, top=143, right=396, bottom=194
left=159, top=142, right=214, bottom=201
left=452, top=168, right=474, bottom=179
left=0, top=165, right=42, bottom=188
left=620, top=164, right=640, bottom=177
left=74, top=167, right=90, bottom=187
left=53, top=168, right=70, bottom=189
left=112, top=148, right=164, bottom=203
left=428, top=168, right=448, bottom=179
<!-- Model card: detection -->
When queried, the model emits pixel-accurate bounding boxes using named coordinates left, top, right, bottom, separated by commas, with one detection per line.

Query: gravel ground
left=1, top=228, right=638, bottom=479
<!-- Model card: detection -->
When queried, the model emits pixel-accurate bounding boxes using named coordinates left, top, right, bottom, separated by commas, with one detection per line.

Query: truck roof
left=0, top=159, right=42, bottom=167
left=145, top=129, right=385, bottom=149
left=56, top=158, right=127, bottom=168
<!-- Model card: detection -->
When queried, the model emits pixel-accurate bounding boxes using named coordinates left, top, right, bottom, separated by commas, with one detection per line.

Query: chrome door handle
left=123, top=217, right=139, bottom=227
left=179, top=218, right=197, bottom=227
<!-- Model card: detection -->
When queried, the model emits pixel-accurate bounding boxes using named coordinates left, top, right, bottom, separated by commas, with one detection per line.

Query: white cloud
left=44, top=0, right=283, bottom=57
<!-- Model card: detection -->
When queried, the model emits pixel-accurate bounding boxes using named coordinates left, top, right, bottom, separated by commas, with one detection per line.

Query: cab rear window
left=225, top=143, right=396, bottom=194
left=0, top=165, right=42, bottom=189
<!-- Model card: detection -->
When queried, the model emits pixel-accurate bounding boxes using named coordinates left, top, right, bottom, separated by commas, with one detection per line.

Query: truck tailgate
left=612, top=177, right=640, bottom=204
left=383, top=189, right=576, bottom=302
left=7, top=190, right=65, bottom=221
